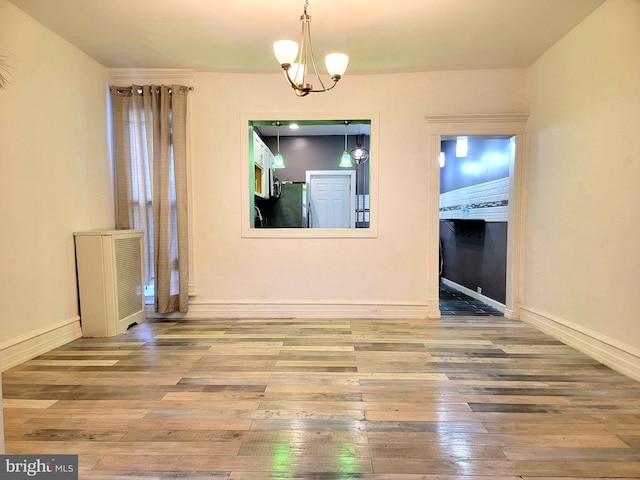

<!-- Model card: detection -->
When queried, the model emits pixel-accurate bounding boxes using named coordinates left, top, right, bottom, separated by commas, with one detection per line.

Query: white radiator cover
left=74, top=230, right=145, bottom=337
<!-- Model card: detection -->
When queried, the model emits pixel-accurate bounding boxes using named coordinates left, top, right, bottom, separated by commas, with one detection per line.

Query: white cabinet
left=74, top=230, right=145, bottom=337
left=253, top=132, right=274, bottom=199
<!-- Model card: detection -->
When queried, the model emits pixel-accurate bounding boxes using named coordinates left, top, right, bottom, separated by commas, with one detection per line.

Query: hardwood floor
left=3, top=317, right=640, bottom=479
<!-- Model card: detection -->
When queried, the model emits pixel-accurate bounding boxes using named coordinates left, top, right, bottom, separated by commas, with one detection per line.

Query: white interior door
left=306, top=170, right=356, bottom=228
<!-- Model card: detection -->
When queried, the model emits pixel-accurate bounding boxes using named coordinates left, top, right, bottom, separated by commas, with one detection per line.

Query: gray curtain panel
left=110, top=85, right=190, bottom=313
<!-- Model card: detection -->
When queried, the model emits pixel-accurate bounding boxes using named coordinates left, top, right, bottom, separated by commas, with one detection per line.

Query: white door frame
left=425, top=114, right=528, bottom=319
left=306, top=170, right=357, bottom=228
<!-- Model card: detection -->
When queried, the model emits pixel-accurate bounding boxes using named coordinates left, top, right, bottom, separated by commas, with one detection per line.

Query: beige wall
left=524, top=0, right=640, bottom=372
left=187, top=69, right=526, bottom=317
left=0, top=0, right=113, bottom=367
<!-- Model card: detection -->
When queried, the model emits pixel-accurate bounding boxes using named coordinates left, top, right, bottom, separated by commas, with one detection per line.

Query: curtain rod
left=112, top=85, right=194, bottom=95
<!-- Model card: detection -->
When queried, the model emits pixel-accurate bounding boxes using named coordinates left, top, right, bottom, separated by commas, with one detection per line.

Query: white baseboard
left=0, top=317, right=82, bottom=372
left=426, top=306, right=442, bottom=319
left=521, top=306, right=640, bottom=382
left=146, top=300, right=430, bottom=320
left=441, top=278, right=506, bottom=313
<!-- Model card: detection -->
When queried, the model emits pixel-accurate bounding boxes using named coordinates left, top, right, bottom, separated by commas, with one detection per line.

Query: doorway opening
left=438, top=135, right=513, bottom=316
left=425, top=113, right=528, bottom=319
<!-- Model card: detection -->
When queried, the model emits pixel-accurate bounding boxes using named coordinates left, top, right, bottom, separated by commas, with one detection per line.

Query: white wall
left=523, top=0, right=640, bottom=378
left=185, top=69, right=526, bottom=318
left=0, top=0, right=113, bottom=369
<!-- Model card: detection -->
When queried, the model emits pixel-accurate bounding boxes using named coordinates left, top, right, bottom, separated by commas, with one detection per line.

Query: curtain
left=110, top=84, right=189, bottom=313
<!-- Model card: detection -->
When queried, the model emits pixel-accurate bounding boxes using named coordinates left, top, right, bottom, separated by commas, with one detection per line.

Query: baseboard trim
left=521, top=306, right=640, bottom=382
left=441, top=278, right=506, bottom=313
left=0, top=317, right=82, bottom=372
left=146, top=300, right=430, bottom=320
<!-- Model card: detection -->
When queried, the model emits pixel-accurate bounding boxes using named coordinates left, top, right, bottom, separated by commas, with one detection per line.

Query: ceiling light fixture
left=339, top=121, right=353, bottom=168
left=456, top=136, right=468, bottom=158
left=272, top=122, right=285, bottom=169
left=273, top=0, right=349, bottom=97
left=350, top=125, right=369, bottom=164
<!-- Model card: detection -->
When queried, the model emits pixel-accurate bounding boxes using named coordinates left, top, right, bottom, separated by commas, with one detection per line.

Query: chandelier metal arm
left=281, top=67, right=340, bottom=96
left=300, top=14, right=327, bottom=91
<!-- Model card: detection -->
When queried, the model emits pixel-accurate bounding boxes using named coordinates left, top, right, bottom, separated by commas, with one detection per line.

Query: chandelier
left=273, top=0, right=349, bottom=97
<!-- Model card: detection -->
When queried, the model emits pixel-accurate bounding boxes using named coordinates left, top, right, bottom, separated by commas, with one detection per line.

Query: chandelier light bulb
left=290, top=63, right=305, bottom=86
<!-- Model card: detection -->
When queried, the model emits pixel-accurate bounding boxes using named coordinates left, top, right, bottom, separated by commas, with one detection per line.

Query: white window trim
left=241, top=112, right=379, bottom=239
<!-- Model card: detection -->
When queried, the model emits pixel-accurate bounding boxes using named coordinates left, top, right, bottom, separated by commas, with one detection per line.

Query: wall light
left=456, top=136, right=468, bottom=158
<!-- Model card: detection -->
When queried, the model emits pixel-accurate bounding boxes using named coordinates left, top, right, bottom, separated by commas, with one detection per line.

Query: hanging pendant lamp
left=339, top=120, right=353, bottom=168
left=272, top=122, right=285, bottom=169
left=350, top=125, right=369, bottom=164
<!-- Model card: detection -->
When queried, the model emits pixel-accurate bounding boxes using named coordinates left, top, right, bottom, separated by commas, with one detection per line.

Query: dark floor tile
left=439, top=283, right=503, bottom=316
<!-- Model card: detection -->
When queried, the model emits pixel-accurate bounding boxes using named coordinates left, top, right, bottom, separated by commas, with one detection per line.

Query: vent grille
left=114, top=236, right=143, bottom=321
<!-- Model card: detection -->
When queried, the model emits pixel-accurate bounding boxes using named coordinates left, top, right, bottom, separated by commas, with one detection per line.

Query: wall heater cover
left=74, top=230, right=145, bottom=337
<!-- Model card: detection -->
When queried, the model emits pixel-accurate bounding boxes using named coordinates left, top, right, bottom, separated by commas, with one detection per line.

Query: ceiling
left=9, top=0, right=605, bottom=75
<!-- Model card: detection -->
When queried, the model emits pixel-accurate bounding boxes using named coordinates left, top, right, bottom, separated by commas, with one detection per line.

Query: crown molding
left=108, top=68, right=195, bottom=86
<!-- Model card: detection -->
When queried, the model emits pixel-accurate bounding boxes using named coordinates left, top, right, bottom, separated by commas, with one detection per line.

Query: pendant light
left=339, top=120, right=353, bottom=168
left=272, top=122, right=285, bottom=169
left=350, top=124, right=369, bottom=164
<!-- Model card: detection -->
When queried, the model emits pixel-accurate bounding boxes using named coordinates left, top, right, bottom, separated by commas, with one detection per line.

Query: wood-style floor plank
left=3, top=317, right=640, bottom=479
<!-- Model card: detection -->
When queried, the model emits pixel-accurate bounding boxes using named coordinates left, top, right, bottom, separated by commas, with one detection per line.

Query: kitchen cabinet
left=253, top=131, right=274, bottom=199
